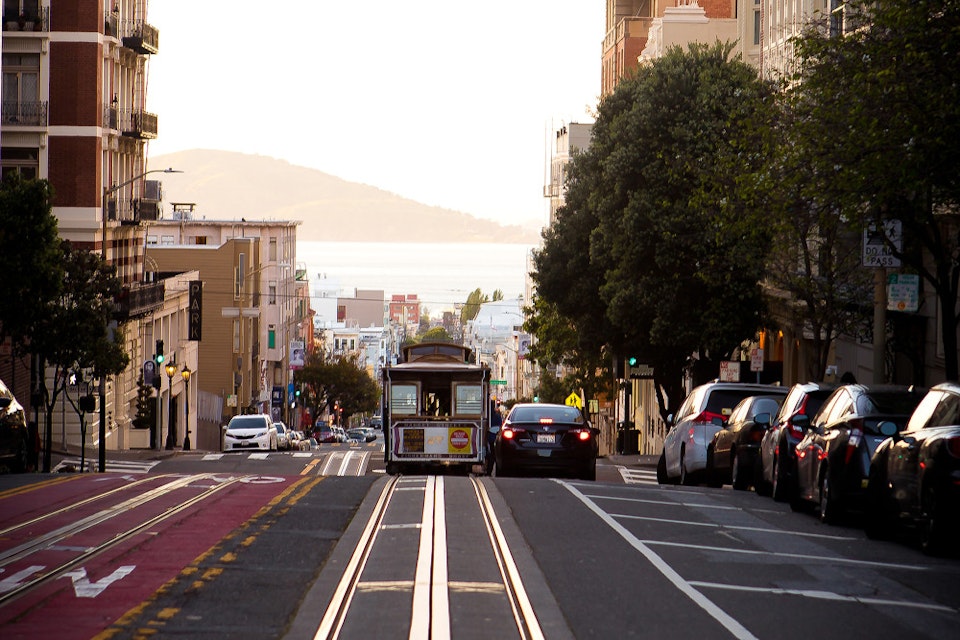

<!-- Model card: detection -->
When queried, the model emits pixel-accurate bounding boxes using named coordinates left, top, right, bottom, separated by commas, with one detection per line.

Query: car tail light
left=502, top=427, right=525, bottom=440
left=571, top=428, right=592, bottom=441
left=539, top=418, right=554, bottom=424
left=691, top=410, right=724, bottom=424
left=946, top=436, right=960, bottom=458
left=750, top=429, right=765, bottom=443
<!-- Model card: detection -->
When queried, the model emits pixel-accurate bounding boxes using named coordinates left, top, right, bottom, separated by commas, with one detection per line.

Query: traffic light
left=155, top=339, right=165, bottom=365
left=627, top=356, right=638, bottom=367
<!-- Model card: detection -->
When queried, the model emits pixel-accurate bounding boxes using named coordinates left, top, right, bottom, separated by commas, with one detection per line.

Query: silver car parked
left=658, top=382, right=786, bottom=485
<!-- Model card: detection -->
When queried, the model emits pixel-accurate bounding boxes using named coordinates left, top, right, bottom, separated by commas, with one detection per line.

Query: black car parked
left=793, top=384, right=926, bottom=523
left=707, top=394, right=784, bottom=490
left=0, top=378, right=29, bottom=473
left=757, top=382, right=837, bottom=502
left=494, top=403, right=598, bottom=480
left=865, top=382, right=960, bottom=554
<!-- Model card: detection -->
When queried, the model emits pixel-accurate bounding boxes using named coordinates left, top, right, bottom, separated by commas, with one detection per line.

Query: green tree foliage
left=789, top=0, right=960, bottom=379
left=420, top=326, right=454, bottom=343
left=533, top=42, right=778, bottom=418
left=31, top=243, right=130, bottom=469
left=132, top=373, right=156, bottom=430
left=0, top=176, right=63, bottom=355
left=460, top=288, right=489, bottom=324
left=762, top=98, right=872, bottom=381
left=294, top=351, right=380, bottom=423
left=534, top=366, right=570, bottom=405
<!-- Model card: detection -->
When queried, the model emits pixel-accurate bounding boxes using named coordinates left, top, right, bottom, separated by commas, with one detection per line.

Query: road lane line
left=687, top=581, right=957, bottom=613
left=410, top=475, right=437, bottom=639
left=644, top=540, right=933, bottom=571
left=585, top=493, right=741, bottom=510
left=611, top=513, right=859, bottom=540
left=557, top=479, right=759, bottom=640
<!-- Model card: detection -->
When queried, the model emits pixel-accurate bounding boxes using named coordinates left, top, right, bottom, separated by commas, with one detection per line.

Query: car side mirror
left=667, top=414, right=675, bottom=426
left=877, top=421, right=898, bottom=438
left=754, top=412, right=771, bottom=427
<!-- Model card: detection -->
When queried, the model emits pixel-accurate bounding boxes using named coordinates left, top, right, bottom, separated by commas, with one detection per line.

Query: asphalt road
left=1, top=451, right=958, bottom=639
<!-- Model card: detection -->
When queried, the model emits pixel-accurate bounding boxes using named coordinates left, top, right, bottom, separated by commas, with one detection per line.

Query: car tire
left=705, top=447, right=723, bottom=488
left=864, top=466, right=893, bottom=540
left=771, top=455, right=790, bottom=503
left=656, top=452, right=669, bottom=484
left=818, top=470, right=842, bottom=524
left=731, top=450, right=749, bottom=491
left=12, top=435, right=29, bottom=473
left=679, top=451, right=694, bottom=486
left=581, top=460, right=597, bottom=481
left=919, top=486, right=950, bottom=556
left=754, top=458, right=771, bottom=496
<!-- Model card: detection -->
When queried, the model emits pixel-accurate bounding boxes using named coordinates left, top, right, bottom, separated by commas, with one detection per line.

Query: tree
left=790, top=0, right=960, bottom=379
left=533, top=42, right=778, bottom=419
left=0, top=176, right=63, bottom=354
left=460, top=288, right=490, bottom=324
left=761, top=96, right=873, bottom=381
left=31, top=242, right=130, bottom=471
left=420, top=326, right=454, bottom=343
left=294, top=351, right=380, bottom=425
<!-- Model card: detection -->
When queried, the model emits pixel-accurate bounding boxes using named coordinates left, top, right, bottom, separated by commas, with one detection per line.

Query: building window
left=233, top=319, right=240, bottom=353
left=268, top=326, right=276, bottom=349
left=2, top=52, right=40, bottom=125
left=194, top=236, right=208, bottom=245
left=0, top=147, right=38, bottom=180
left=269, top=237, right=277, bottom=261
left=754, top=8, right=761, bottom=45
left=269, top=282, right=277, bottom=305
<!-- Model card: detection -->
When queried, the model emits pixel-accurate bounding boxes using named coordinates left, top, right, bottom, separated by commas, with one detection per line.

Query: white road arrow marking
left=62, top=565, right=136, bottom=598
left=0, top=566, right=46, bottom=593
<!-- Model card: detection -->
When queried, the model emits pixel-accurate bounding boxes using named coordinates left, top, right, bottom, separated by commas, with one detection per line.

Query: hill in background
left=148, top=149, right=542, bottom=244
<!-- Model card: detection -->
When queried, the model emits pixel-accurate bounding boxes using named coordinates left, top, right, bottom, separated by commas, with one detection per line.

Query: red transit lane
left=0, top=473, right=300, bottom=640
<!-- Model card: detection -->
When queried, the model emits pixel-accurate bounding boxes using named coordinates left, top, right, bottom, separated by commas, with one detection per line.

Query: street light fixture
left=181, top=364, right=192, bottom=450
left=164, top=360, right=177, bottom=450
left=96, top=167, right=182, bottom=472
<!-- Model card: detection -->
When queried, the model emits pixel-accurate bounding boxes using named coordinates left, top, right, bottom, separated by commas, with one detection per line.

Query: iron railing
left=1, top=101, right=48, bottom=126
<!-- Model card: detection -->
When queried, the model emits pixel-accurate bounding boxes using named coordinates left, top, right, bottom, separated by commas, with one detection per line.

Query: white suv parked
left=223, top=414, right=278, bottom=452
left=658, top=382, right=786, bottom=485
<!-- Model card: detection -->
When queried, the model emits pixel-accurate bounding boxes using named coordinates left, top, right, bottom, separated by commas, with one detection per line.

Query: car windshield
left=275, top=424, right=286, bottom=433
left=510, top=406, right=583, bottom=424
left=229, top=416, right=266, bottom=429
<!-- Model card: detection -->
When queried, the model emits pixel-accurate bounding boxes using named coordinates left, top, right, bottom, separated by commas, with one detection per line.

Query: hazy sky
left=146, top=1, right=604, bottom=228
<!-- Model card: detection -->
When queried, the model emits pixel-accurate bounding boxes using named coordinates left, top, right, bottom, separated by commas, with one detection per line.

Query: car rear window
left=510, top=406, right=584, bottom=424
left=857, top=392, right=924, bottom=416
left=705, top=390, right=773, bottom=417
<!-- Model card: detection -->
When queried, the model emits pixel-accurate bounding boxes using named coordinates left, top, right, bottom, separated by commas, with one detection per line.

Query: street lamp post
left=98, top=167, right=181, bottom=472
left=181, top=364, right=192, bottom=450
left=164, top=360, right=177, bottom=449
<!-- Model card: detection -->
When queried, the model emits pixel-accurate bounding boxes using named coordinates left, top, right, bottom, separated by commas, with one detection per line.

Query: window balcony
left=121, top=19, right=159, bottom=54
left=120, top=109, right=158, bottom=139
left=3, top=7, right=49, bottom=33
left=1, top=101, right=48, bottom=126
left=115, top=281, right=166, bottom=320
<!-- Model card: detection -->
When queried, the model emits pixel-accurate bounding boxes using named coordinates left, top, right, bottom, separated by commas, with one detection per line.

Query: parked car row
left=659, top=380, right=960, bottom=555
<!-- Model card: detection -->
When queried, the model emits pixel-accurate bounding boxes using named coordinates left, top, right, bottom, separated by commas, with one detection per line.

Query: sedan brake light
left=502, top=427, right=525, bottom=440
left=571, top=428, right=592, bottom=441
left=539, top=418, right=554, bottom=424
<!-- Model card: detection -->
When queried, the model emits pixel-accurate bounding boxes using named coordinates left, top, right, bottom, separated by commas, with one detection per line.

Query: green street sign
left=491, top=379, right=507, bottom=385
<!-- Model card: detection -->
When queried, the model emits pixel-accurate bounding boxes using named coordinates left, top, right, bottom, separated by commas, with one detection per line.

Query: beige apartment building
left=146, top=215, right=308, bottom=428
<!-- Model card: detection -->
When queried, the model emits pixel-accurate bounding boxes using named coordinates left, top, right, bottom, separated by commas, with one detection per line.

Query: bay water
left=297, top=241, right=536, bottom=313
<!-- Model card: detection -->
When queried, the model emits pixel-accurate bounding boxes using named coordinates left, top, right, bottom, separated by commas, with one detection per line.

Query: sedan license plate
left=536, top=433, right=555, bottom=444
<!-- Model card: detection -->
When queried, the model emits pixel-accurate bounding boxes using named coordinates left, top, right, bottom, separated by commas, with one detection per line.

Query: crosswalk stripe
left=617, top=466, right=659, bottom=485
left=52, top=458, right=159, bottom=474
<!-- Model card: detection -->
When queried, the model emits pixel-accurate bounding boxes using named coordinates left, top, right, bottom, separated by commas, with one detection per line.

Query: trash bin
left=622, top=429, right=639, bottom=455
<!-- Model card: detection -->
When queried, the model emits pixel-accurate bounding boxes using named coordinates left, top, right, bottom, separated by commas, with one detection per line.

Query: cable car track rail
left=0, top=473, right=246, bottom=607
left=313, top=475, right=544, bottom=640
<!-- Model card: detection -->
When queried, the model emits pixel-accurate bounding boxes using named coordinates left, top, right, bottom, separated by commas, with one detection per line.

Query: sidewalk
left=605, top=454, right=658, bottom=469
